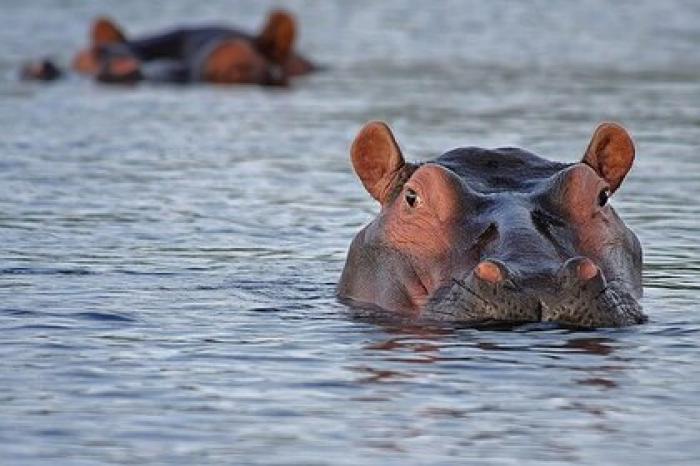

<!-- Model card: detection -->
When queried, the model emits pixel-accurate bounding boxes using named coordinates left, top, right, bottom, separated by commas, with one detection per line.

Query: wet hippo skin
left=338, top=121, right=646, bottom=328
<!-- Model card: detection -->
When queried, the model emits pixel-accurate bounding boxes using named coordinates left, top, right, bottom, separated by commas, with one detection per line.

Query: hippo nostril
left=474, top=260, right=505, bottom=284
left=558, top=257, right=606, bottom=291
left=576, top=258, right=599, bottom=282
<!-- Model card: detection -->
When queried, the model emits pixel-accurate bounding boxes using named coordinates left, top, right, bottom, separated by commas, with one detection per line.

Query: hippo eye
left=405, top=188, right=419, bottom=208
left=598, top=188, right=610, bottom=207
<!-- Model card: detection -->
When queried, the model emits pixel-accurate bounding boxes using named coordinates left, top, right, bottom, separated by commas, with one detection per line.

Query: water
left=1, top=0, right=700, bottom=464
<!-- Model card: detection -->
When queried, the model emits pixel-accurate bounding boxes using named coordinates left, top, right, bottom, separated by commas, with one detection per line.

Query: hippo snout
left=426, top=257, right=646, bottom=328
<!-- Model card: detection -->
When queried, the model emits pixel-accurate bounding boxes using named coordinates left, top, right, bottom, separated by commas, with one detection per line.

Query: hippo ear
left=351, top=121, right=406, bottom=204
left=257, top=10, right=297, bottom=64
left=581, top=122, right=635, bottom=193
left=92, top=17, right=127, bottom=47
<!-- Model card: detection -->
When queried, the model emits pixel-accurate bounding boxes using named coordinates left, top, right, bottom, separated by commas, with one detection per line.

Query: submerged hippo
left=22, top=9, right=316, bottom=86
left=338, top=121, right=646, bottom=328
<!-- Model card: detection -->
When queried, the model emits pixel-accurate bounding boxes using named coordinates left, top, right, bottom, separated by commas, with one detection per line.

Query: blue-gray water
left=2, top=1, right=700, bottom=464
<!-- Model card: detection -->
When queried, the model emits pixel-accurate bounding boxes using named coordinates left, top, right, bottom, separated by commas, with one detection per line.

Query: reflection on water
left=2, top=0, right=700, bottom=464
left=347, top=324, right=651, bottom=463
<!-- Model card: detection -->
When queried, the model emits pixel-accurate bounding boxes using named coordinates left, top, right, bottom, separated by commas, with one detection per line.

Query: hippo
left=19, top=59, right=62, bottom=81
left=22, top=9, right=316, bottom=86
left=338, top=121, right=646, bottom=328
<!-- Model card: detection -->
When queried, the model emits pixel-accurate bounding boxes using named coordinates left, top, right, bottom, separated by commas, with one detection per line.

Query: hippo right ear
left=351, top=121, right=406, bottom=204
left=92, top=17, right=127, bottom=47
left=257, top=10, right=297, bottom=64
left=581, top=122, right=635, bottom=194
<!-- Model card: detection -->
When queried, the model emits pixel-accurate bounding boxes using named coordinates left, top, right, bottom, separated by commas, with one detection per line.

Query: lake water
left=2, top=1, right=700, bottom=464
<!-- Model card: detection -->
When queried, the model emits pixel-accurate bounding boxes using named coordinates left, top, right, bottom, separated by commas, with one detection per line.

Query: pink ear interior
left=350, top=121, right=405, bottom=203
left=92, top=17, right=127, bottom=46
left=582, top=122, right=635, bottom=193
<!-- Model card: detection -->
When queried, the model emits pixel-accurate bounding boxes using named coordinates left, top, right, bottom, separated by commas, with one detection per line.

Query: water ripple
left=2, top=1, right=700, bottom=465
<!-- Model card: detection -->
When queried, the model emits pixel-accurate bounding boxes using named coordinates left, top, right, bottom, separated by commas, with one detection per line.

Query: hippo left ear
left=351, top=121, right=406, bottom=204
left=92, top=17, right=127, bottom=47
left=581, top=122, right=635, bottom=193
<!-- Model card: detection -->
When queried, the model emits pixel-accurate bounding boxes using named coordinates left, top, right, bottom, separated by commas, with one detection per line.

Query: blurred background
left=1, top=1, right=700, bottom=464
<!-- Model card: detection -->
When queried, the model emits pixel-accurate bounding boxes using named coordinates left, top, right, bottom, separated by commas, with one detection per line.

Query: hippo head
left=73, top=17, right=127, bottom=76
left=338, top=122, right=645, bottom=328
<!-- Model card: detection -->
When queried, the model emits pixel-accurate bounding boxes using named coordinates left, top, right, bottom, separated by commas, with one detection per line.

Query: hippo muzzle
left=427, top=257, right=645, bottom=328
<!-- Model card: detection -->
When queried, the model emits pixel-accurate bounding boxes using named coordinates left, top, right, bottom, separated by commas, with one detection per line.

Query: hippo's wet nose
left=558, top=257, right=607, bottom=293
left=473, top=260, right=508, bottom=284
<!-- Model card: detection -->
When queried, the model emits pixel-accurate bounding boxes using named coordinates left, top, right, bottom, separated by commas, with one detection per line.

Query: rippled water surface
left=2, top=1, right=700, bottom=464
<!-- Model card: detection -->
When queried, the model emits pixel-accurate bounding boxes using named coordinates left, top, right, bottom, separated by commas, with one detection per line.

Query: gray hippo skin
left=338, top=121, right=646, bottom=328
